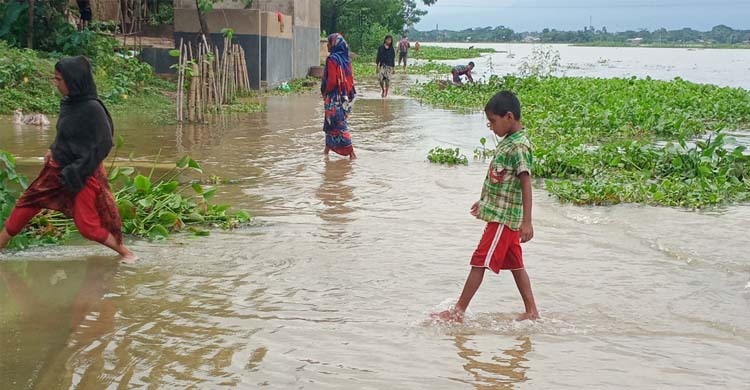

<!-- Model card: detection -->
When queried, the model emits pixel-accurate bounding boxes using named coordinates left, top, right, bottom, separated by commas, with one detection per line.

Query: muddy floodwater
left=1, top=46, right=749, bottom=389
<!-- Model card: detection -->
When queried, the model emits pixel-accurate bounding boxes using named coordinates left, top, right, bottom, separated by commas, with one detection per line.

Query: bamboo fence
left=175, top=36, right=252, bottom=122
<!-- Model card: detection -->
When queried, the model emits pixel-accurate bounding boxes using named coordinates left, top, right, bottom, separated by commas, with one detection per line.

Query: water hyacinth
left=412, top=75, right=750, bottom=208
left=0, top=140, right=251, bottom=250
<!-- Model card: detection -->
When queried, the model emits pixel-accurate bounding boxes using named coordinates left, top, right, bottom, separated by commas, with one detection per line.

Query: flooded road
left=1, top=50, right=749, bottom=389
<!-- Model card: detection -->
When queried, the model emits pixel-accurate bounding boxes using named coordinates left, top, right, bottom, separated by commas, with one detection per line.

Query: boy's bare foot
left=431, top=308, right=464, bottom=323
left=120, top=252, right=138, bottom=264
left=515, top=311, right=539, bottom=321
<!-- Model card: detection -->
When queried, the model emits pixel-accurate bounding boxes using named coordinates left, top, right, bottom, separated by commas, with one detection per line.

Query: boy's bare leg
left=324, top=145, right=330, bottom=155
left=511, top=269, right=539, bottom=320
left=100, top=234, right=137, bottom=264
left=349, top=149, right=357, bottom=160
left=434, top=267, right=485, bottom=322
left=0, top=228, right=11, bottom=250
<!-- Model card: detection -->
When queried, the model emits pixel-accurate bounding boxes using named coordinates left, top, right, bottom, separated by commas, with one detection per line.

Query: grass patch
left=411, top=46, right=495, bottom=61
left=410, top=75, right=750, bottom=208
left=352, top=58, right=452, bottom=78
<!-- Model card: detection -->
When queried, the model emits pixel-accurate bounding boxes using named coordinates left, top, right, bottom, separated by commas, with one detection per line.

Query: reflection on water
left=316, top=159, right=355, bottom=226
left=453, top=333, right=531, bottom=389
left=0, top=258, right=118, bottom=389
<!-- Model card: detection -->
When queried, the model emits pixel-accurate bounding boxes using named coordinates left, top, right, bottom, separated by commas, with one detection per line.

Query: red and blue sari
left=321, top=33, right=357, bottom=156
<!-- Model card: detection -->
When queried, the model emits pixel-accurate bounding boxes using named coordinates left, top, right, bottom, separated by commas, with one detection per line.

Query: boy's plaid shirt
left=476, top=130, right=532, bottom=230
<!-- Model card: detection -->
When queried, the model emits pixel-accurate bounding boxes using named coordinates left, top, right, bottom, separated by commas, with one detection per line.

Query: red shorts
left=470, top=222, right=524, bottom=274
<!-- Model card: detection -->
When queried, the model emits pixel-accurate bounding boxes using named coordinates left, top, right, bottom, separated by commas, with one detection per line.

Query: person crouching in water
left=0, top=56, right=136, bottom=263
left=451, top=62, right=475, bottom=85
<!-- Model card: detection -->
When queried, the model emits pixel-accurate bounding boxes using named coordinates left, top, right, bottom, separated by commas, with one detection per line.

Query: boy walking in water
left=436, top=91, right=539, bottom=322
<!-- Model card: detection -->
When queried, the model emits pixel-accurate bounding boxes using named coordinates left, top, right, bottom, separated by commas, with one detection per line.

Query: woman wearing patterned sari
left=321, top=33, right=357, bottom=159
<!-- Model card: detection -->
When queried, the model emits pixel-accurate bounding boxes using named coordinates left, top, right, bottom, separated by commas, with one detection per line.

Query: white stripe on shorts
left=484, top=224, right=504, bottom=268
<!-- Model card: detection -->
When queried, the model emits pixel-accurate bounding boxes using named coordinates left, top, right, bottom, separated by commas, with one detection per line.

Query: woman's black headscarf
left=50, top=56, right=114, bottom=193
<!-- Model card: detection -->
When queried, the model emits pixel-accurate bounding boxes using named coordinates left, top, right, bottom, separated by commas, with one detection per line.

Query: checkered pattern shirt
left=477, top=130, right=533, bottom=230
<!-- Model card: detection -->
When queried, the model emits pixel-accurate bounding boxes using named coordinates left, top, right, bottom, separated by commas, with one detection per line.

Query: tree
left=321, top=0, right=437, bottom=51
left=195, top=0, right=252, bottom=43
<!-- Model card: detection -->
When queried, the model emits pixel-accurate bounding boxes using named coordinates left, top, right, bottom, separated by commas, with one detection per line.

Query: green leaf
left=169, top=49, right=181, bottom=57
left=189, top=227, right=211, bottom=237
left=186, top=212, right=205, bottom=222
left=137, top=198, right=154, bottom=209
left=167, top=194, right=183, bottom=209
left=213, top=204, right=231, bottom=213
left=202, top=187, right=217, bottom=201
left=108, top=167, right=120, bottom=181
left=134, top=175, right=152, bottom=193
left=176, top=155, right=190, bottom=169
left=147, top=225, right=169, bottom=240
left=234, top=210, right=251, bottom=223
left=116, top=135, right=124, bottom=149
left=160, top=181, right=179, bottom=194
left=120, top=167, right=135, bottom=177
left=117, top=199, right=136, bottom=219
left=159, top=212, right=179, bottom=226
left=192, top=183, right=204, bottom=194
left=188, top=158, right=203, bottom=173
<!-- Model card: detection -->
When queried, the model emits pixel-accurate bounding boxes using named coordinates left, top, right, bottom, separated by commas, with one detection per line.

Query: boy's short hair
left=485, top=91, right=521, bottom=120
left=468, top=61, right=475, bottom=67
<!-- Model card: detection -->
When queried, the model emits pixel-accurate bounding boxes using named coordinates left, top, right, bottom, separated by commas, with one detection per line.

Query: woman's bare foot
left=120, top=250, right=138, bottom=264
left=515, top=311, right=539, bottom=321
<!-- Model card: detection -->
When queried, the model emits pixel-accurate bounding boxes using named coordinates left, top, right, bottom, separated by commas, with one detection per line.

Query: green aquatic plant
left=427, top=147, right=469, bottom=165
left=0, top=143, right=252, bottom=250
left=411, top=46, right=496, bottom=61
left=411, top=75, right=750, bottom=208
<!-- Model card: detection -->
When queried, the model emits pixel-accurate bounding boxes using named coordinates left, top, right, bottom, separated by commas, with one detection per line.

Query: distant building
left=627, top=37, right=644, bottom=45
left=523, top=36, right=541, bottom=43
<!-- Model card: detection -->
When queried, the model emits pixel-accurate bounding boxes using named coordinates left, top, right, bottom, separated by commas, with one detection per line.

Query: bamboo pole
left=241, top=46, right=250, bottom=91
left=177, top=39, right=184, bottom=122
left=188, top=44, right=197, bottom=122
left=197, top=44, right=203, bottom=122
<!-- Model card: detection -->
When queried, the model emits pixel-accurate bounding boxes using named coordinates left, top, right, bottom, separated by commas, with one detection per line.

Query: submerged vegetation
left=0, top=144, right=251, bottom=251
left=411, top=75, right=750, bottom=208
left=427, top=147, right=469, bottom=165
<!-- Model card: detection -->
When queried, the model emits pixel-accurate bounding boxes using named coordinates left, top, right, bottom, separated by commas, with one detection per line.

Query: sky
left=414, top=0, right=750, bottom=32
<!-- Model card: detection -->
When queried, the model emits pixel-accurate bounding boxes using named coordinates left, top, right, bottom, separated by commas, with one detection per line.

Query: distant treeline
left=408, top=24, right=750, bottom=45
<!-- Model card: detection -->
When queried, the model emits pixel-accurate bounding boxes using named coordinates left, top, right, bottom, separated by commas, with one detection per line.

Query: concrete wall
left=172, top=0, right=318, bottom=88
left=294, top=27, right=321, bottom=77
left=263, top=37, right=293, bottom=87
left=292, top=0, right=321, bottom=77
left=293, top=0, right=320, bottom=28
